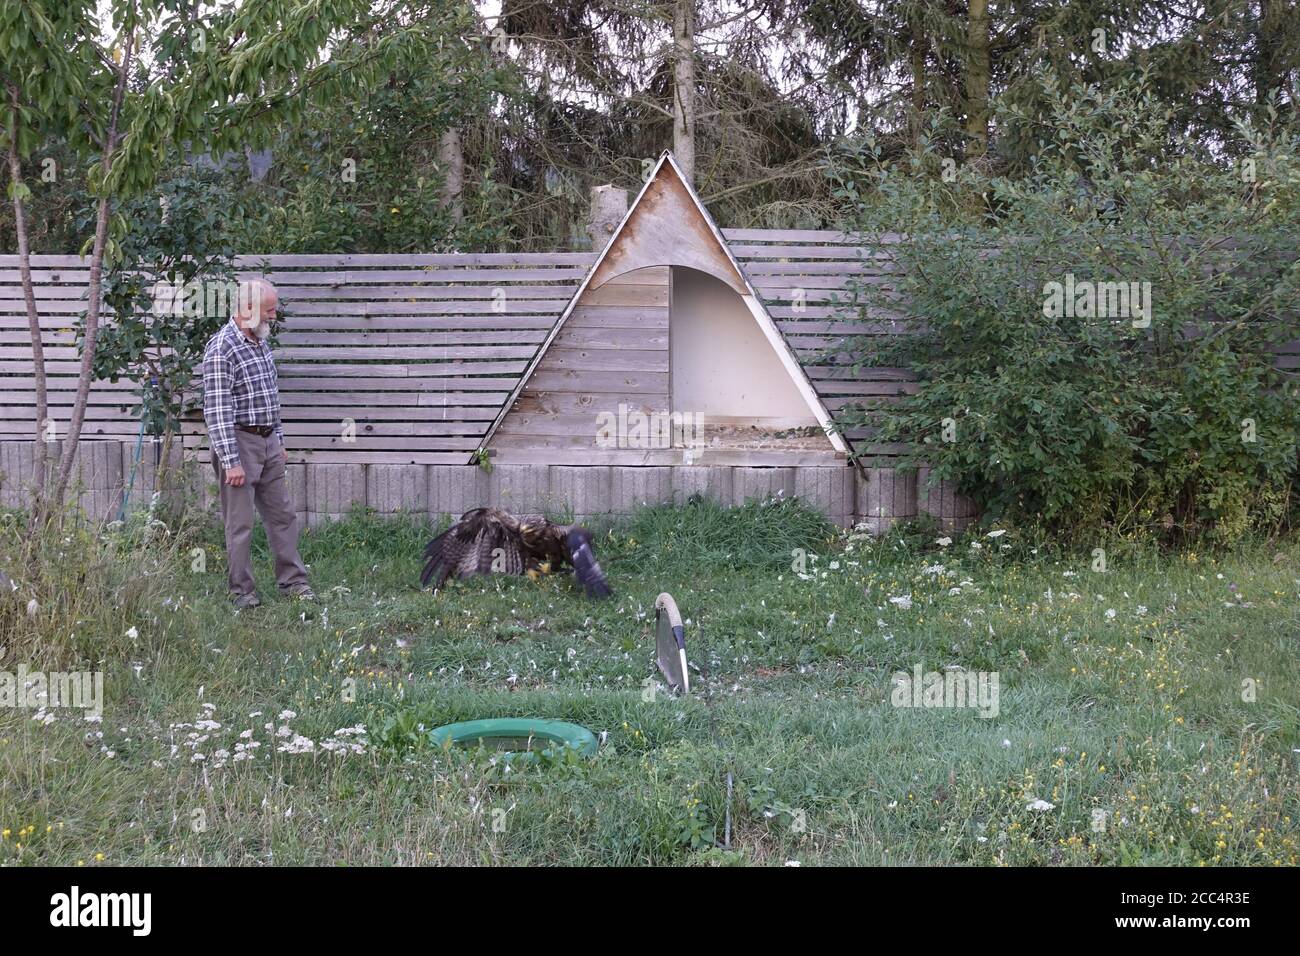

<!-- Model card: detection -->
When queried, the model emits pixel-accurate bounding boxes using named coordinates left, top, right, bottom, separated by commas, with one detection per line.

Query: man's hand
left=224, top=464, right=247, bottom=487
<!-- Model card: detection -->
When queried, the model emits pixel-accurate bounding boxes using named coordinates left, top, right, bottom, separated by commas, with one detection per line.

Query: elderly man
left=202, top=278, right=314, bottom=608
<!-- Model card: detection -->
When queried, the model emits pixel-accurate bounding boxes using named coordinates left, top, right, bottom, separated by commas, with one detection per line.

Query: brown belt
left=235, top=424, right=275, bottom=437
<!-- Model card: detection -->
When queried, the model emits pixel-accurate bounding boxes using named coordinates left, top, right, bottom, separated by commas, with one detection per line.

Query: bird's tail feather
left=420, top=527, right=456, bottom=588
left=570, top=541, right=613, bottom=598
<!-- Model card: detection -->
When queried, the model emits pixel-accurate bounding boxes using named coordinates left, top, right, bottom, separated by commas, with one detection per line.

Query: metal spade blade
left=654, top=592, right=689, bottom=694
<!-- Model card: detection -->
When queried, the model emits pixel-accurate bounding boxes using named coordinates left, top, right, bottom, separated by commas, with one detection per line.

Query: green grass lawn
left=1, top=498, right=1298, bottom=866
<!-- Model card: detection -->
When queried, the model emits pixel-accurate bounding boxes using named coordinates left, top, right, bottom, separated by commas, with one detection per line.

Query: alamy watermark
left=50, top=886, right=151, bottom=936
left=151, top=278, right=268, bottom=319
left=891, top=664, right=999, bottom=718
left=1042, top=273, right=1152, bottom=327
left=595, top=403, right=704, bottom=450
left=1, top=666, right=103, bottom=717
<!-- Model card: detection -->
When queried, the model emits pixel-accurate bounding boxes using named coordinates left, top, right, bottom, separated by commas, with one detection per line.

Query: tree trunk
left=53, top=194, right=111, bottom=508
left=6, top=95, right=50, bottom=522
left=53, top=30, right=134, bottom=510
left=438, top=127, right=464, bottom=223
left=672, top=0, right=696, bottom=182
left=910, top=12, right=927, bottom=147
left=964, top=0, right=991, bottom=159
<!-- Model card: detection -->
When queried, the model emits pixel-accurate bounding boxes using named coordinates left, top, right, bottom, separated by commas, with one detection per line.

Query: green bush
left=832, top=77, right=1300, bottom=543
left=91, top=168, right=237, bottom=439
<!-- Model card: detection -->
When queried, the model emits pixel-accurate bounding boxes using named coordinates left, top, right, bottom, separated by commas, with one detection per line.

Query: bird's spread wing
left=420, top=508, right=531, bottom=588
left=421, top=511, right=610, bottom=598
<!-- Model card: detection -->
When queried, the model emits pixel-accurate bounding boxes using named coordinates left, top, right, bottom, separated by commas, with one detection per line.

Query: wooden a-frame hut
left=478, top=151, right=850, bottom=467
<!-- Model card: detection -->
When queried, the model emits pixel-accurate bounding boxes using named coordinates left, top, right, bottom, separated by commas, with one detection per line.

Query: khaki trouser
left=212, top=429, right=309, bottom=597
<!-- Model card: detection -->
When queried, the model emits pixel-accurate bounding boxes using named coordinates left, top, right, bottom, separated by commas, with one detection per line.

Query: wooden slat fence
left=0, top=237, right=905, bottom=466
left=0, top=252, right=595, bottom=465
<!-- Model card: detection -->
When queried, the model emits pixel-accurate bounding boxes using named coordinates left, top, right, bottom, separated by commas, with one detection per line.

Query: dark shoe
left=232, top=592, right=263, bottom=610
left=284, top=584, right=316, bottom=602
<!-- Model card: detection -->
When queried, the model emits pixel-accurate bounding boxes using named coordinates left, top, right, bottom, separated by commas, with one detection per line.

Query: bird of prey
left=419, top=508, right=613, bottom=598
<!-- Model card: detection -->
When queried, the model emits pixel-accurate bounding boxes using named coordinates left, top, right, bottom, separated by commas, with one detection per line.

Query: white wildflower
left=276, top=734, right=315, bottom=754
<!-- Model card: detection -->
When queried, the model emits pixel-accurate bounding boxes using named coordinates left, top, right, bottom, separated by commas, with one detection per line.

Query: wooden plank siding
left=0, top=252, right=595, bottom=465
left=491, top=267, right=673, bottom=464
left=721, top=228, right=913, bottom=462
left=0, top=244, right=890, bottom=468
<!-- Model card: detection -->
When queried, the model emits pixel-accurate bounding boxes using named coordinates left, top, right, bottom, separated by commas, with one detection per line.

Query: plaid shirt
left=202, top=319, right=283, bottom=468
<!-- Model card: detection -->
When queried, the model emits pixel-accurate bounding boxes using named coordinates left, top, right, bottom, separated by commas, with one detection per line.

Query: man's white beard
left=250, top=319, right=272, bottom=340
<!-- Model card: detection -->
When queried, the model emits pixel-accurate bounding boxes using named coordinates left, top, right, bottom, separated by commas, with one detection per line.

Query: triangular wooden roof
left=476, top=151, right=848, bottom=459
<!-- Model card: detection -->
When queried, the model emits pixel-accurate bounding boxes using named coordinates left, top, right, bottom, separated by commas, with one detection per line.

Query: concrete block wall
left=612, top=466, right=672, bottom=513
left=0, top=439, right=165, bottom=519
left=0, top=440, right=977, bottom=532
left=916, top=466, right=979, bottom=532
left=858, top=466, right=918, bottom=535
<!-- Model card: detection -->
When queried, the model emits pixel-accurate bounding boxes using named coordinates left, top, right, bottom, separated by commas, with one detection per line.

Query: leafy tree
left=92, top=169, right=237, bottom=449
left=222, top=4, right=517, bottom=254
left=1, top=1, right=98, bottom=519
left=0, top=0, right=460, bottom=517
left=832, top=77, right=1300, bottom=542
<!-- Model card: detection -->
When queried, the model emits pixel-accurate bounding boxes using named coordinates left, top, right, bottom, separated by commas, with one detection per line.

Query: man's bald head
left=233, top=278, right=279, bottom=340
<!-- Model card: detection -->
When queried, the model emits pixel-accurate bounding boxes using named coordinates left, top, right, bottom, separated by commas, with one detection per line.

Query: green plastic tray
left=428, top=717, right=598, bottom=761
